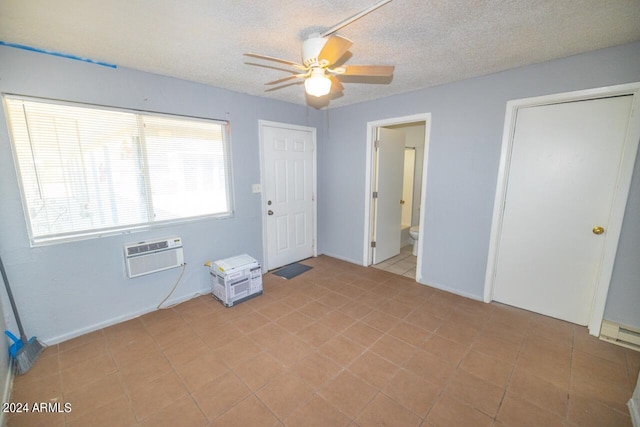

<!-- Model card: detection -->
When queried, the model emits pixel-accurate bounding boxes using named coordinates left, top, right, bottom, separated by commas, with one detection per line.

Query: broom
left=0, top=255, right=44, bottom=375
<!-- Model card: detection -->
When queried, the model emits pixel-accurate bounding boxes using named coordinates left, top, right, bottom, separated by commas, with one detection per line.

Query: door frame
left=258, top=120, right=318, bottom=270
left=484, top=82, right=640, bottom=336
left=363, top=113, right=432, bottom=283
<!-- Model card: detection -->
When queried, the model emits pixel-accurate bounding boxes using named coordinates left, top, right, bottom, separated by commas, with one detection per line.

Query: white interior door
left=493, top=95, right=634, bottom=325
left=373, top=128, right=405, bottom=264
left=261, top=123, right=315, bottom=270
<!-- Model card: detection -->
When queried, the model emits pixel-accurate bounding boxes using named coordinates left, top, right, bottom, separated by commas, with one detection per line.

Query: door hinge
left=371, top=241, right=376, bottom=248
left=374, top=140, right=380, bottom=149
left=372, top=191, right=378, bottom=199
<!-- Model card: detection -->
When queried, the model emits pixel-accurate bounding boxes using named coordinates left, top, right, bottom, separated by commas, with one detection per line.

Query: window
left=3, top=95, right=233, bottom=245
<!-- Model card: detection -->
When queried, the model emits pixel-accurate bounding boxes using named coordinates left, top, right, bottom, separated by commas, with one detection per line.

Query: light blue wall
left=318, top=42, right=640, bottom=325
left=1, top=40, right=639, bottom=345
left=0, top=46, right=323, bottom=343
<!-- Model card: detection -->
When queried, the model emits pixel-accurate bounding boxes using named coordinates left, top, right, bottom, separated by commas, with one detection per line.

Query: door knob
left=268, top=210, right=274, bottom=216
left=592, top=226, right=605, bottom=235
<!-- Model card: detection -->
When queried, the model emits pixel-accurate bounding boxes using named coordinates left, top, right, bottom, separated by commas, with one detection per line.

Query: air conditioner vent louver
left=124, top=237, right=183, bottom=278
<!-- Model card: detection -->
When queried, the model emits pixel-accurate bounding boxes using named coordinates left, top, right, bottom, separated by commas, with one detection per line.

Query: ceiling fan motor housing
left=302, top=34, right=328, bottom=68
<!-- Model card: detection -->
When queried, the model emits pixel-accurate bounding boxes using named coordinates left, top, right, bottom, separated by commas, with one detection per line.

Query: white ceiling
left=2, top=0, right=639, bottom=109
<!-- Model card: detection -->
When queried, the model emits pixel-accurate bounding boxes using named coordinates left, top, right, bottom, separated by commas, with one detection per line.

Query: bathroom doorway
left=363, top=113, right=431, bottom=282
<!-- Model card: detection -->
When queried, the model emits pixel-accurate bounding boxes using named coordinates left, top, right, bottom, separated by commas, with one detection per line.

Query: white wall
left=317, top=41, right=640, bottom=326
left=0, top=46, right=323, bottom=343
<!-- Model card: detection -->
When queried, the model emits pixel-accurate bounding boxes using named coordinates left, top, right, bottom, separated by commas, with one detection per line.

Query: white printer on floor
left=209, top=254, right=262, bottom=307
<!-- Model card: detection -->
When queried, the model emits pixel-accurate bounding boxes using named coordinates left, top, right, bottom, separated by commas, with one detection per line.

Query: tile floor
left=373, top=245, right=417, bottom=279
left=7, top=255, right=638, bottom=427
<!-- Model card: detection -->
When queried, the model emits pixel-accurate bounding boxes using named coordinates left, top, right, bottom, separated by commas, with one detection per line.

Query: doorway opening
left=363, top=113, right=431, bottom=283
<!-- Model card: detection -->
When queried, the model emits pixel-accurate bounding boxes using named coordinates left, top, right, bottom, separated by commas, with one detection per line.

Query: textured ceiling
left=1, top=0, right=639, bottom=109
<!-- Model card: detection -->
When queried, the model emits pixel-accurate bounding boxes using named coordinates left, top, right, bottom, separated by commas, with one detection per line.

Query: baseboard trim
left=43, top=287, right=210, bottom=345
left=629, top=397, right=639, bottom=427
left=419, top=280, right=484, bottom=302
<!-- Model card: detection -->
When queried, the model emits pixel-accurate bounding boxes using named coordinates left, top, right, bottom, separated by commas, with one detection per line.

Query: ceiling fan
left=244, top=0, right=395, bottom=98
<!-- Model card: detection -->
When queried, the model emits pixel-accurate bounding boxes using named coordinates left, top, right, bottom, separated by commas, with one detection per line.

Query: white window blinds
left=3, top=96, right=233, bottom=245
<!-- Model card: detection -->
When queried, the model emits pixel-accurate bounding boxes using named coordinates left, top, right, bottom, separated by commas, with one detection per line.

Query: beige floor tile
left=459, top=350, right=514, bottom=389
left=295, top=321, right=336, bottom=347
left=292, top=352, right=342, bottom=390
left=216, top=395, right=280, bottom=427
left=361, top=310, right=401, bottom=333
left=257, top=372, right=314, bottom=419
left=9, top=256, right=636, bottom=427
left=404, top=350, right=457, bottom=387
left=404, top=309, right=444, bottom=332
left=257, top=300, right=295, bottom=321
left=127, top=371, right=188, bottom=421
left=425, top=394, right=493, bottom=427
left=232, top=351, right=285, bottom=391
left=268, top=334, right=314, bottom=367
left=298, top=300, right=333, bottom=319
left=63, top=372, right=126, bottom=421
left=445, top=370, right=505, bottom=417
left=422, top=334, right=469, bottom=365
left=517, top=350, right=571, bottom=389
left=214, top=335, right=263, bottom=368
left=319, top=371, right=378, bottom=419
left=192, top=371, right=251, bottom=421
left=356, top=393, right=422, bottom=427
left=508, top=366, right=568, bottom=416
left=567, top=392, right=632, bottom=427
left=137, top=395, right=207, bottom=427
left=348, top=350, right=398, bottom=388
left=337, top=301, right=375, bottom=319
left=248, top=322, right=291, bottom=350
left=319, top=334, right=366, bottom=367
left=497, top=394, right=566, bottom=427
left=382, top=368, right=441, bottom=417
left=319, top=310, right=358, bottom=332
left=471, top=332, right=522, bottom=364
left=285, top=394, right=350, bottom=427
left=66, top=395, right=135, bottom=427
left=174, top=350, right=229, bottom=392
left=233, top=310, right=271, bottom=334
left=342, top=322, right=385, bottom=348
left=11, top=371, right=62, bottom=404
left=60, top=353, right=117, bottom=393
left=369, top=334, right=418, bottom=367
left=276, top=311, right=315, bottom=334
left=386, top=321, right=431, bottom=347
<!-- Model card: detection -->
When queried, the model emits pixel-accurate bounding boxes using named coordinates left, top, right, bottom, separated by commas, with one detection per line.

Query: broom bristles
left=13, top=337, right=44, bottom=375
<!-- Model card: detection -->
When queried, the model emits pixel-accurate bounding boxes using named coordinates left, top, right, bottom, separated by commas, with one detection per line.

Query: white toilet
left=409, top=226, right=419, bottom=256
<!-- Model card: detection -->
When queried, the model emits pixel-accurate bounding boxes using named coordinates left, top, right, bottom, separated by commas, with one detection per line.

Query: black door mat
left=273, top=262, right=313, bottom=280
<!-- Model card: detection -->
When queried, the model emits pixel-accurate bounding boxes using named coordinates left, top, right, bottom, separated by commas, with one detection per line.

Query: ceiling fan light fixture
left=305, top=69, right=332, bottom=97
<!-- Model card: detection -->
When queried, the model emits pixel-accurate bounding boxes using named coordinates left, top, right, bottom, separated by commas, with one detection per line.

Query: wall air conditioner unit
left=124, top=237, right=184, bottom=278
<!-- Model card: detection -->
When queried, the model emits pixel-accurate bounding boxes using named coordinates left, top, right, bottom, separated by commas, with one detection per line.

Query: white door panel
left=373, top=128, right=405, bottom=264
left=262, top=124, right=315, bottom=270
left=493, top=95, right=634, bottom=325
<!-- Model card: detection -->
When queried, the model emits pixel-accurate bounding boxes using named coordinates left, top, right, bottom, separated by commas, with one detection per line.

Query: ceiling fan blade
left=341, top=65, right=394, bottom=77
left=244, top=62, right=305, bottom=75
left=265, top=74, right=307, bottom=85
left=264, top=81, right=304, bottom=92
left=329, top=76, right=344, bottom=94
left=318, top=35, right=353, bottom=66
left=244, top=53, right=306, bottom=70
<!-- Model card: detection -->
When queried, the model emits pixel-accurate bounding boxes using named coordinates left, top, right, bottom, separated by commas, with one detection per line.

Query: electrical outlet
left=252, top=184, right=261, bottom=193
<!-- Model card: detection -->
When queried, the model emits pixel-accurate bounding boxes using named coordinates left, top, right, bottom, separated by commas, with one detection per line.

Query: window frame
left=2, top=94, right=235, bottom=246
